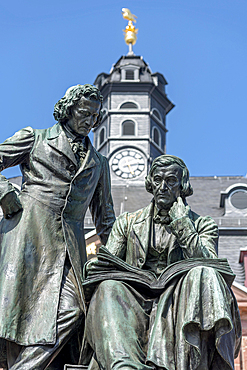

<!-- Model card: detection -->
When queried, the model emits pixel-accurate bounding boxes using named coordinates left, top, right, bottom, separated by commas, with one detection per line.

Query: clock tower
left=93, top=54, right=174, bottom=189
left=84, top=9, right=174, bottom=231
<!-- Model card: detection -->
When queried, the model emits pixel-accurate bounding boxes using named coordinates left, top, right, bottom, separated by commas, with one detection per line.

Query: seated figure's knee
left=97, top=279, right=124, bottom=295
left=89, top=280, right=128, bottom=314
left=188, top=266, right=218, bottom=279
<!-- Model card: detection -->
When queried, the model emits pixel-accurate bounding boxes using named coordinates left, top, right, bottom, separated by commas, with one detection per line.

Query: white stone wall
left=110, top=92, right=149, bottom=110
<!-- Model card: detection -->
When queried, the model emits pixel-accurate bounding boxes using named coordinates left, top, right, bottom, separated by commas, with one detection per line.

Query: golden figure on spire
left=122, top=8, right=138, bottom=55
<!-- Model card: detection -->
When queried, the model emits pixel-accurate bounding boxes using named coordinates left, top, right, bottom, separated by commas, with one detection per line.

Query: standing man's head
left=53, top=84, right=103, bottom=136
left=145, top=155, right=193, bottom=210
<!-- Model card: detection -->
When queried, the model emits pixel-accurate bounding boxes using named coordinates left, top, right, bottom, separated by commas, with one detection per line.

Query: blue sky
left=0, top=0, right=246, bottom=178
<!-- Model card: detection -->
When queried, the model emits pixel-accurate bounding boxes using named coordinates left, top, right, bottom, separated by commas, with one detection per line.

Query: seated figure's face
left=67, top=96, right=101, bottom=136
left=151, top=164, right=183, bottom=210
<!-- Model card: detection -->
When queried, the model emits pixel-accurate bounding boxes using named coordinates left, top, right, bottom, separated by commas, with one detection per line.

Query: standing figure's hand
left=168, top=196, right=190, bottom=221
left=0, top=191, right=23, bottom=219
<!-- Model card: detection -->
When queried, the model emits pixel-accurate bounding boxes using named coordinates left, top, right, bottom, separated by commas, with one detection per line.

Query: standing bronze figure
left=0, top=84, right=115, bottom=369
left=83, top=155, right=241, bottom=370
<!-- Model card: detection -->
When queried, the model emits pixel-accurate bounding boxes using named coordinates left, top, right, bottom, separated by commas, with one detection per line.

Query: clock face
left=111, top=149, right=145, bottom=179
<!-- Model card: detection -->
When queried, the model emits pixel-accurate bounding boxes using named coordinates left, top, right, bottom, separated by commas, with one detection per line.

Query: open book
left=82, top=246, right=235, bottom=301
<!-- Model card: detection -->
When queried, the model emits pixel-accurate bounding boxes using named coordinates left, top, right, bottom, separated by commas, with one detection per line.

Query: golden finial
left=122, top=8, right=137, bottom=23
left=122, top=8, right=138, bottom=55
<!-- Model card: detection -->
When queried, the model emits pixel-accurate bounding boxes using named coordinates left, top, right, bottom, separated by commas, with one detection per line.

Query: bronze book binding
left=83, top=246, right=235, bottom=301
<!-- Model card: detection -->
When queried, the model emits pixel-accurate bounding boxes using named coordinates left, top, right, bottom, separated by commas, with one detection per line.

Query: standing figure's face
left=151, top=164, right=183, bottom=210
left=66, top=96, right=101, bottom=136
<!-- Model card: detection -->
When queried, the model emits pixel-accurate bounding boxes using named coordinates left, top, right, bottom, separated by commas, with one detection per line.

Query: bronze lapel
left=132, top=203, right=154, bottom=257
left=74, top=137, right=100, bottom=178
left=47, top=123, right=77, bottom=166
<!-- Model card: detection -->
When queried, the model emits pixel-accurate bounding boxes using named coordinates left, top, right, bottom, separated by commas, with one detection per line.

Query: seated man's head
left=145, top=155, right=193, bottom=210
left=53, top=84, right=103, bottom=136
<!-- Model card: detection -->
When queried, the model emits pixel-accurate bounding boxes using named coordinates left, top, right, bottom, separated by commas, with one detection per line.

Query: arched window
left=220, top=183, right=247, bottom=217
left=152, top=108, right=162, bottom=123
left=122, top=120, right=135, bottom=136
left=99, top=128, right=105, bottom=146
left=101, top=108, right=107, bottom=119
left=120, top=102, right=138, bottom=109
left=153, top=127, right=161, bottom=147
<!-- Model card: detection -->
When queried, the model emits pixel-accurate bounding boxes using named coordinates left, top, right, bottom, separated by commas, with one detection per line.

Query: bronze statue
left=0, top=84, right=115, bottom=369
left=83, top=155, right=241, bottom=370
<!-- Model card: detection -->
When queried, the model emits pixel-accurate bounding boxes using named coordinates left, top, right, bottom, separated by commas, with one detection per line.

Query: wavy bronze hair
left=53, top=84, right=103, bottom=128
left=145, top=155, right=193, bottom=199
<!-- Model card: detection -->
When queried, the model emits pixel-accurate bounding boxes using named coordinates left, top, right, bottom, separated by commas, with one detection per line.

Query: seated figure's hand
left=0, top=191, right=23, bottom=219
left=86, top=257, right=112, bottom=274
left=168, top=196, right=190, bottom=221
left=86, top=258, right=97, bottom=272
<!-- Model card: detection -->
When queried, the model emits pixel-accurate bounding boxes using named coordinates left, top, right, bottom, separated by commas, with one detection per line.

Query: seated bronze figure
left=82, top=155, right=241, bottom=370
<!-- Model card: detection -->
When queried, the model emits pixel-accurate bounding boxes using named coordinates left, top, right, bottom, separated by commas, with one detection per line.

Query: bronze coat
left=106, top=201, right=219, bottom=264
left=0, top=123, right=115, bottom=345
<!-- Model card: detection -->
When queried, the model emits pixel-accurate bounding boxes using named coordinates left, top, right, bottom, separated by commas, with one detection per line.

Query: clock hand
left=125, top=159, right=135, bottom=175
left=122, top=159, right=139, bottom=167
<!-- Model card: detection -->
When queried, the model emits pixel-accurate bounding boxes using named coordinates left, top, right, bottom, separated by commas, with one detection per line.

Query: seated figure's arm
left=104, top=212, right=129, bottom=259
left=84, top=213, right=128, bottom=278
left=168, top=197, right=218, bottom=259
